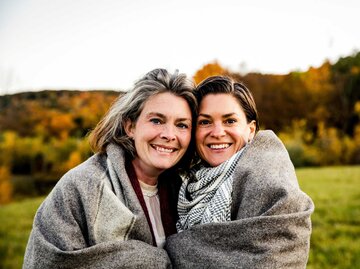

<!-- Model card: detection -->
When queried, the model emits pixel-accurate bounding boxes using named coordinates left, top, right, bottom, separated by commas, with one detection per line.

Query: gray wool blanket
left=23, top=143, right=172, bottom=269
left=165, top=130, right=314, bottom=269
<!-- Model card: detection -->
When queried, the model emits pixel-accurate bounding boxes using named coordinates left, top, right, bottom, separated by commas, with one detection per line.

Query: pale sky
left=0, top=0, right=359, bottom=95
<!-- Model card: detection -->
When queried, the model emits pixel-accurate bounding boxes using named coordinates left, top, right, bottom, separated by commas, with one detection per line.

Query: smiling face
left=196, top=93, right=256, bottom=167
left=125, top=92, right=192, bottom=183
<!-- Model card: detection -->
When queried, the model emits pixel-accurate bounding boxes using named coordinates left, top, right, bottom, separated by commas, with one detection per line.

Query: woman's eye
left=177, top=123, right=189, bottom=129
left=150, top=118, right=162, bottom=125
left=198, top=120, right=210, bottom=126
left=225, top=119, right=237, bottom=124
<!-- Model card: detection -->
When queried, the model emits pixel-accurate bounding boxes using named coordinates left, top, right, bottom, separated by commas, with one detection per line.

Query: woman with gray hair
left=23, top=68, right=197, bottom=269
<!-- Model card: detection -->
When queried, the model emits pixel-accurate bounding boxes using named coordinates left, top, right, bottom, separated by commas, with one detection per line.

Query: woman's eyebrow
left=198, top=113, right=237, bottom=118
left=177, top=118, right=192, bottom=123
left=147, top=112, right=191, bottom=122
left=146, top=112, right=166, bottom=119
left=222, top=113, right=237, bottom=118
left=198, top=113, right=211, bottom=118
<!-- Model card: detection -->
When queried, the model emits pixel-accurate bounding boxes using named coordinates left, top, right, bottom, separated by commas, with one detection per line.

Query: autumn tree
left=193, top=62, right=228, bottom=85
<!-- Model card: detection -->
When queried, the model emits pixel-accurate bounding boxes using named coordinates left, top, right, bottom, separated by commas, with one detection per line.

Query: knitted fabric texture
left=177, top=149, right=244, bottom=232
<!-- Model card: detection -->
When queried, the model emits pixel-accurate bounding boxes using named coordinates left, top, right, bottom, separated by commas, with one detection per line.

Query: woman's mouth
left=151, top=145, right=177, bottom=153
left=208, top=143, right=231, bottom=149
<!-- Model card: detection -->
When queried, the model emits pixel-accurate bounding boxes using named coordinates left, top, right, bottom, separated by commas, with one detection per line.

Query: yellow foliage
left=279, top=120, right=320, bottom=166
left=316, top=123, right=346, bottom=165
left=2, top=131, right=17, bottom=148
left=0, top=166, right=13, bottom=204
left=0, top=131, right=17, bottom=166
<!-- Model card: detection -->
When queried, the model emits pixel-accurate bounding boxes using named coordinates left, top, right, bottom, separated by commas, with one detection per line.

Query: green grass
left=0, top=196, right=44, bottom=269
left=0, top=166, right=359, bottom=269
left=297, top=166, right=360, bottom=269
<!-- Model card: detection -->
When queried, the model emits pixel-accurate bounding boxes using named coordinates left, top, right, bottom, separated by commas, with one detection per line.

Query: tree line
left=0, top=52, right=359, bottom=203
left=194, top=52, right=360, bottom=167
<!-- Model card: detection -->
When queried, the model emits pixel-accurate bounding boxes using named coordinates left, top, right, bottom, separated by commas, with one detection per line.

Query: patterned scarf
left=176, top=149, right=244, bottom=232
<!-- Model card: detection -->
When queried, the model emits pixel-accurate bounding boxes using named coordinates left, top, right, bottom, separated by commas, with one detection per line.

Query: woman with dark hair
left=23, top=68, right=197, bottom=269
left=165, top=76, right=314, bottom=269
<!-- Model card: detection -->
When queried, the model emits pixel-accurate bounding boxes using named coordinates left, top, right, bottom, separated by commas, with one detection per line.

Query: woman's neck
left=131, top=158, right=161, bottom=186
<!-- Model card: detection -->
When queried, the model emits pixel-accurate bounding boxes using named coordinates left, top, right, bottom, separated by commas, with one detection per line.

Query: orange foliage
left=49, top=112, right=75, bottom=140
left=62, top=151, right=82, bottom=172
left=193, top=62, right=227, bottom=85
left=301, top=61, right=334, bottom=94
left=355, top=101, right=360, bottom=116
left=0, top=166, right=13, bottom=204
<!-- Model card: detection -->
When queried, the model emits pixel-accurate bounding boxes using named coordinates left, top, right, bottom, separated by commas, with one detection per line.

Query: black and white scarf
left=176, top=149, right=244, bottom=232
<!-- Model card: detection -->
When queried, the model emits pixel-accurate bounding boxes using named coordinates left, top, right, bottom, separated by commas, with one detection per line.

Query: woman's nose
left=160, top=125, right=176, bottom=141
left=210, top=123, right=226, bottom=137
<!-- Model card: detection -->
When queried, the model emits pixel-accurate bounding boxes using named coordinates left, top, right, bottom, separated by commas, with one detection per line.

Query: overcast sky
left=0, top=0, right=359, bottom=94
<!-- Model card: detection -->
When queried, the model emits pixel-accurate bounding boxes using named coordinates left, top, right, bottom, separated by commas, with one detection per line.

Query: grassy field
left=297, top=166, right=360, bottom=269
left=0, top=166, right=359, bottom=269
left=0, top=196, right=44, bottom=269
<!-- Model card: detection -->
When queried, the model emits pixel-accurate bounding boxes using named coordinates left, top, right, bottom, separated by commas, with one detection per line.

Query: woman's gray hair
left=89, top=68, right=197, bottom=161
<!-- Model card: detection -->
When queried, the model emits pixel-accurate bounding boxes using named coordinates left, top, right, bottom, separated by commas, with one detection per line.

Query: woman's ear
left=248, top=120, right=256, bottom=142
left=124, top=119, right=135, bottom=138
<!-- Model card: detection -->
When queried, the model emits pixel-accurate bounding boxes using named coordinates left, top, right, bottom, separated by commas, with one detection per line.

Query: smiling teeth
left=209, top=144, right=229, bottom=149
left=156, top=146, right=174, bottom=153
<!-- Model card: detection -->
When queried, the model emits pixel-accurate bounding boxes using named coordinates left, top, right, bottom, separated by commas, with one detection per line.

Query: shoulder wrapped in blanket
left=165, top=130, right=314, bottom=269
left=23, top=144, right=173, bottom=269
